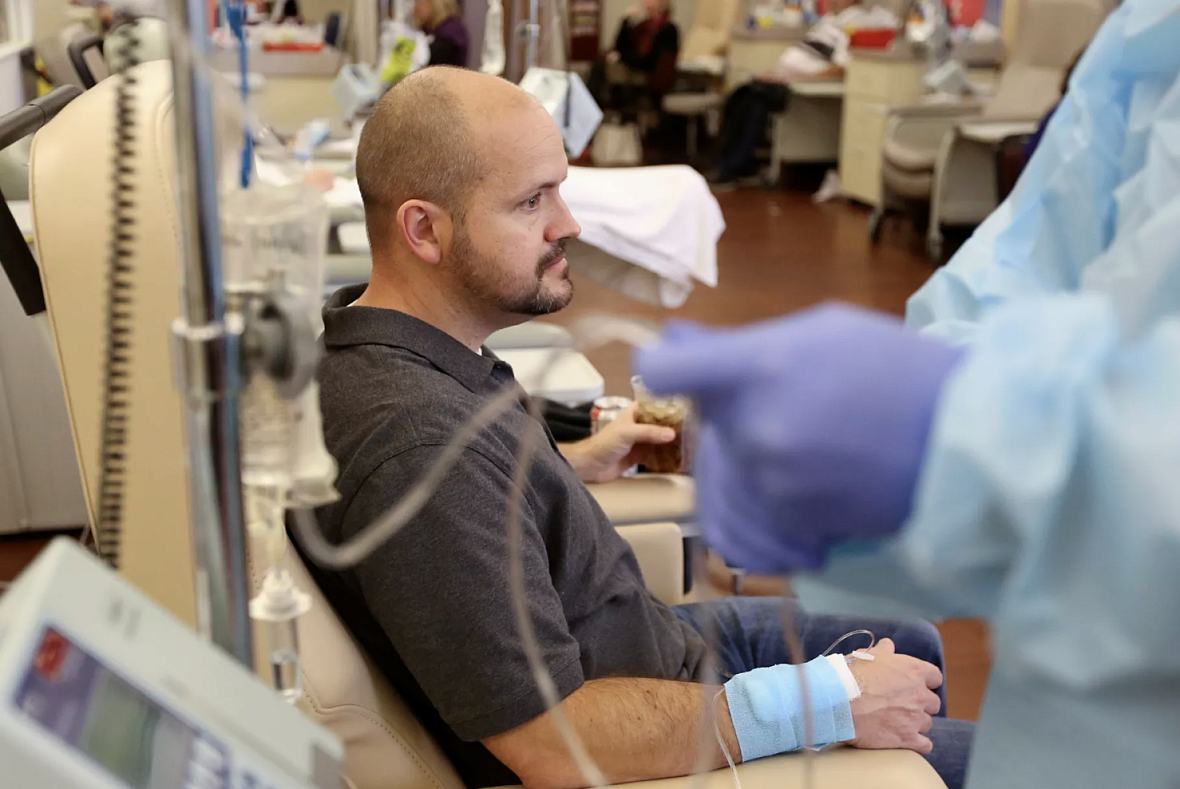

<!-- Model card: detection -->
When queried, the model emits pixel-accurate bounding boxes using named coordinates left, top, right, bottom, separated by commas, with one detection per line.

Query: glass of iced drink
left=631, top=375, right=693, bottom=474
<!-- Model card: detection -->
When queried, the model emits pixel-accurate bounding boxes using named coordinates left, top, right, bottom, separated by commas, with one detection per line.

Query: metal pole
left=169, top=0, right=254, bottom=666
left=525, top=0, right=540, bottom=70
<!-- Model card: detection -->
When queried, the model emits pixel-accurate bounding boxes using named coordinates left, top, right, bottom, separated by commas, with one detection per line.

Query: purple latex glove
left=633, top=303, right=963, bottom=572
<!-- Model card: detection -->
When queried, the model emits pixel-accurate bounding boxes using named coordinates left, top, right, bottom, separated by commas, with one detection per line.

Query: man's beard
left=449, top=231, right=574, bottom=317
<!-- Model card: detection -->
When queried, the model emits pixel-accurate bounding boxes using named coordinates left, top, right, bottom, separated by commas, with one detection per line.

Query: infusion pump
left=0, top=538, right=343, bottom=789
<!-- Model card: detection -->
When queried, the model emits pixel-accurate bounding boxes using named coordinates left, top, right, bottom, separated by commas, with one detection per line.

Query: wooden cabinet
left=838, top=53, right=925, bottom=206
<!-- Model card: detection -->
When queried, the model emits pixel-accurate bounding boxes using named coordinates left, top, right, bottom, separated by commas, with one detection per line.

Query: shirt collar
left=322, top=283, right=503, bottom=393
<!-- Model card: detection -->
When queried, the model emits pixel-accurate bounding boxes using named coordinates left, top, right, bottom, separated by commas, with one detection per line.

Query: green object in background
left=381, top=36, right=419, bottom=85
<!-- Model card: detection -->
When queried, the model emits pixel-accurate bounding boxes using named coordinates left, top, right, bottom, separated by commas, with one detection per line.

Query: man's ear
left=397, top=200, right=451, bottom=265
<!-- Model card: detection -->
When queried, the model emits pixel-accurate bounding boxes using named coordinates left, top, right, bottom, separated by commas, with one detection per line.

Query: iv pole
left=168, top=0, right=255, bottom=666
left=521, top=0, right=541, bottom=70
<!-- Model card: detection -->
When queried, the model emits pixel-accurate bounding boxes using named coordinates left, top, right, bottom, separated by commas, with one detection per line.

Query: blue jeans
left=674, top=598, right=974, bottom=789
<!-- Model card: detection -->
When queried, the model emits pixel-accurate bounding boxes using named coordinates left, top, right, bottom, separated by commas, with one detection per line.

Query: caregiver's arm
left=856, top=295, right=1180, bottom=627
left=633, top=284, right=1180, bottom=626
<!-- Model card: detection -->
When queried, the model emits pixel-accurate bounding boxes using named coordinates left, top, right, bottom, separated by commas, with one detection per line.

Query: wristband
left=723, top=657, right=856, bottom=760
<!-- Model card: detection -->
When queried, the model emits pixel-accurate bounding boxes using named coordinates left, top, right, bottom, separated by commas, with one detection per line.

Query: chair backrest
left=248, top=533, right=465, bottom=789
left=31, top=61, right=199, bottom=622
left=67, top=31, right=104, bottom=89
left=679, top=0, right=742, bottom=61
left=983, top=0, right=1106, bottom=119
left=104, top=18, right=174, bottom=77
left=36, top=22, right=110, bottom=90
left=29, top=60, right=465, bottom=789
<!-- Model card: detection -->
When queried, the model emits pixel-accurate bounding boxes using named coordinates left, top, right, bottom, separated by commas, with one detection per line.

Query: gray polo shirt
left=302, top=284, right=708, bottom=788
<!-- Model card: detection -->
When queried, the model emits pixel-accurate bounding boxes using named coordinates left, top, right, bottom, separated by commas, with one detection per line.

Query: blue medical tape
left=723, top=657, right=856, bottom=761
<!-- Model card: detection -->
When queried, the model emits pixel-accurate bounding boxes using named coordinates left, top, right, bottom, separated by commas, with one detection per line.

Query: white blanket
left=561, top=165, right=724, bottom=308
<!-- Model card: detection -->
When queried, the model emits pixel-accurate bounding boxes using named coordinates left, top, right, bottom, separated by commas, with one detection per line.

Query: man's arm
left=484, top=678, right=740, bottom=789
left=484, top=639, right=941, bottom=789
left=758, top=63, right=845, bottom=84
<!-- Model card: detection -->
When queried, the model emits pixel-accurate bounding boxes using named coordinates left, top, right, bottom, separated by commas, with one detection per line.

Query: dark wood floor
left=0, top=533, right=57, bottom=585
left=0, top=185, right=990, bottom=720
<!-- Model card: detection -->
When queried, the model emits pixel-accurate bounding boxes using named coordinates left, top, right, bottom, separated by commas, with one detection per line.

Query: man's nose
left=547, top=194, right=581, bottom=242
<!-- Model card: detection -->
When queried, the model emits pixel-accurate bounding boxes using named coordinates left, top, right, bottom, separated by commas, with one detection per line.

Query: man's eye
left=524, top=194, right=541, bottom=209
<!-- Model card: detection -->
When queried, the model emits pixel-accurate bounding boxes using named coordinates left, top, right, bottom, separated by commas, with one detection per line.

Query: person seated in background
left=271, top=0, right=303, bottom=24
left=303, top=65, right=975, bottom=789
left=413, top=0, right=471, bottom=68
left=588, top=0, right=680, bottom=112
left=711, top=0, right=864, bottom=186
left=73, top=0, right=165, bottom=29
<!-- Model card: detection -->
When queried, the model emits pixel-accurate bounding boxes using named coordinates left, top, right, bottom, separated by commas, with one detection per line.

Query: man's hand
left=560, top=404, right=676, bottom=484
left=848, top=638, right=944, bottom=755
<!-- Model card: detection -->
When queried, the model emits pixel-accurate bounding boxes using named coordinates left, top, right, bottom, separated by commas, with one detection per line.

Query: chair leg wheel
left=868, top=208, right=885, bottom=244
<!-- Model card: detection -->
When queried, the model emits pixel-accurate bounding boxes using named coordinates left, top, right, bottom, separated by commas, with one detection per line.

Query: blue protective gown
left=812, top=1, right=1180, bottom=786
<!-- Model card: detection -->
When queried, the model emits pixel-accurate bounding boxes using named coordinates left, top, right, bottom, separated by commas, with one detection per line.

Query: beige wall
left=297, top=0, right=353, bottom=24
left=34, top=0, right=74, bottom=39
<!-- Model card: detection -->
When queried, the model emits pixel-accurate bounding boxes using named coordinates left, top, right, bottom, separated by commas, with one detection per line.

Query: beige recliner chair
left=678, top=0, right=743, bottom=65
left=872, top=0, right=1107, bottom=263
left=30, top=60, right=945, bottom=789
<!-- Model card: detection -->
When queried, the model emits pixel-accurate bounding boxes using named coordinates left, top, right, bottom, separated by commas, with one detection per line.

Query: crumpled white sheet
left=561, top=165, right=725, bottom=308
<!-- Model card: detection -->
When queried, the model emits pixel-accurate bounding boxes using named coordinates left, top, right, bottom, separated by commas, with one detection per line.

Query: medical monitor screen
left=13, top=627, right=228, bottom=789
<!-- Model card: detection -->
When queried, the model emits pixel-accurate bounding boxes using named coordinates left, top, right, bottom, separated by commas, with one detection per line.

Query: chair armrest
left=587, top=474, right=696, bottom=527
left=887, top=110, right=981, bottom=154
left=886, top=103, right=986, bottom=155
left=889, top=100, right=985, bottom=119
left=622, top=746, right=946, bottom=789
left=617, top=522, right=685, bottom=606
left=955, top=118, right=1040, bottom=145
left=486, top=321, right=574, bottom=350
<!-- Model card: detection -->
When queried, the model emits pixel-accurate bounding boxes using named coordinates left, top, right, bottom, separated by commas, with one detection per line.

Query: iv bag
left=481, top=0, right=506, bottom=76
left=221, top=184, right=329, bottom=488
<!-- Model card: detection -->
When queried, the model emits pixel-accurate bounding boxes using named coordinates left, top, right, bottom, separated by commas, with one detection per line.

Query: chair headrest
left=106, top=17, right=173, bottom=75
left=1010, top=0, right=1107, bottom=70
left=31, top=58, right=466, bottom=789
left=30, top=60, right=201, bottom=622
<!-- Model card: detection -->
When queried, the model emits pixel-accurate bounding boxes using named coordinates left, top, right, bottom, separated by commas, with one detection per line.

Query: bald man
left=308, top=67, right=973, bottom=789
